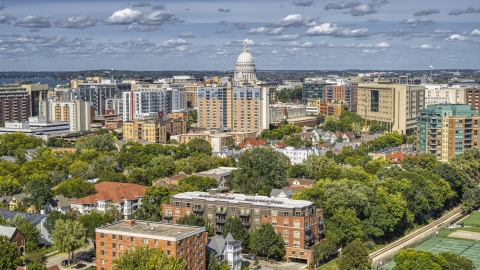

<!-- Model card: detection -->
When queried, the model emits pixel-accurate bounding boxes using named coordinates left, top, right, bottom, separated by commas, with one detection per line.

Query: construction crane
left=363, top=98, right=368, bottom=136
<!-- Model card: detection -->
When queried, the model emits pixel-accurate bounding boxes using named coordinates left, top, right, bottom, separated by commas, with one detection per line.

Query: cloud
left=224, top=39, right=272, bottom=47
left=179, top=32, right=196, bottom=38
left=271, top=14, right=317, bottom=28
left=54, top=15, right=99, bottom=30
left=306, top=23, right=370, bottom=37
left=361, top=49, right=377, bottom=55
left=324, top=1, right=361, bottom=10
left=14, top=15, right=51, bottom=28
left=288, top=41, right=331, bottom=48
left=233, top=23, right=247, bottom=29
left=472, top=29, right=480, bottom=36
left=401, top=17, right=435, bottom=25
left=215, top=28, right=227, bottom=34
left=0, top=2, right=4, bottom=10
left=448, top=7, right=480, bottom=15
left=411, top=44, right=433, bottom=49
left=0, top=12, right=16, bottom=24
left=218, top=8, right=230, bottom=13
left=247, top=27, right=286, bottom=35
left=162, top=39, right=190, bottom=46
left=139, top=10, right=183, bottom=25
left=413, top=9, right=440, bottom=16
left=433, top=28, right=452, bottom=34
left=105, top=8, right=143, bottom=24
left=293, top=1, right=316, bottom=7
left=219, top=20, right=227, bottom=25
left=272, top=34, right=301, bottom=41
left=151, top=4, right=165, bottom=10
left=349, top=4, right=377, bottom=16
left=346, top=42, right=390, bottom=48
left=367, top=19, right=378, bottom=22
left=132, top=2, right=151, bottom=7
left=444, top=34, right=468, bottom=41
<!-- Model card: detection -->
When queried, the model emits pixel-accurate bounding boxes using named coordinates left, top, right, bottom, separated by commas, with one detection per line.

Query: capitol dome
left=234, top=40, right=257, bottom=83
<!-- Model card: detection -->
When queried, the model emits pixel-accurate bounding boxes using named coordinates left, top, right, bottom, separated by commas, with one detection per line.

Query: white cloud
left=224, top=39, right=271, bottom=47
left=361, top=49, right=377, bottom=55
left=0, top=12, right=16, bottom=25
left=54, top=15, right=99, bottom=30
left=14, top=15, right=51, bottom=28
left=411, top=44, right=433, bottom=49
left=306, top=23, right=370, bottom=37
left=349, top=42, right=390, bottom=48
left=272, top=34, right=301, bottom=41
left=247, top=27, right=285, bottom=35
left=433, top=28, right=452, bottom=34
left=162, top=39, right=190, bottom=46
left=402, top=17, right=434, bottom=25
left=350, top=4, right=377, bottom=16
left=444, top=34, right=468, bottom=41
left=271, top=14, right=317, bottom=28
left=271, top=50, right=278, bottom=53
left=179, top=32, right=196, bottom=38
left=472, top=29, right=480, bottom=36
left=106, top=8, right=143, bottom=25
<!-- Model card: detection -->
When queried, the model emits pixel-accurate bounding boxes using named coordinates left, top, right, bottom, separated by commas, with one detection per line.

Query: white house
left=45, top=195, right=74, bottom=214
left=275, top=146, right=325, bottom=165
left=207, top=233, right=242, bottom=270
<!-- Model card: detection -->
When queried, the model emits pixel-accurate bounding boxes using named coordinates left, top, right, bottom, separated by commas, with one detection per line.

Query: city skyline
left=0, top=0, right=479, bottom=71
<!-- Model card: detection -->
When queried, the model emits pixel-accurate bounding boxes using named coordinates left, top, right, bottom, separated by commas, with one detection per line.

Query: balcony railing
left=193, top=208, right=204, bottom=213
left=304, top=234, right=314, bottom=242
left=216, top=219, right=226, bottom=224
left=305, top=225, right=312, bottom=233
left=163, top=215, right=173, bottom=220
left=216, top=209, right=227, bottom=215
left=239, top=212, right=250, bottom=217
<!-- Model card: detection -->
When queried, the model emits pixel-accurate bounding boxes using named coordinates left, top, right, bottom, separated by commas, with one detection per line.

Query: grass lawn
left=436, top=227, right=480, bottom=242
left=462, top=211, right=480, bottom=226
left=42, top=245, right=56, bottom=254
left=317, top=259, right=338, bottom=270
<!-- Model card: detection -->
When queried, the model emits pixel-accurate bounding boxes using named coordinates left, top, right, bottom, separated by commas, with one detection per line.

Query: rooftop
left=195, top=167, right=237, bottom=176
left=170, top=192, right=315, bottom=209
left=71, top=182, right=146, bottom=204
left=0, top=210, right=46, bottom=225
left=96, top=220, right=205, bottom=241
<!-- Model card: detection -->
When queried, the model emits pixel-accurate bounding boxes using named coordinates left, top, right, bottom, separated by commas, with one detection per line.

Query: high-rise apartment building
left=105, top=98, right=123, bottom=115
left=0, top=86, right=30, bottom=124
left=95, top=220, right=207, bottom=270
left=162, top=191, right=323, bottom=265
left=122, top=86, right=185, bottom=122
left=302, top=78, right=331, bottom=104
left=465, top=87, right=480, bottom=112
left=417, top=104, right=480, bottom=161
left=357, top=83, right=425, bottom=134
left=197, top=84, right=269, bottom=134
left=424, top=85, right=465, bottom=108
left=75, top=79, right=131, bottom=116
left=39, top=100, right=93, bottom=132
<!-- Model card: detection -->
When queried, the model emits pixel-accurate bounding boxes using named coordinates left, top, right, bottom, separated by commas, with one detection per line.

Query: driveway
left=46, top=243, right=95, bottom=268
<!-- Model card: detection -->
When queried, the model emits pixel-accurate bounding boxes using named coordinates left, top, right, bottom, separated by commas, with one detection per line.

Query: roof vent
left=150, top=227, right=155, bottom=231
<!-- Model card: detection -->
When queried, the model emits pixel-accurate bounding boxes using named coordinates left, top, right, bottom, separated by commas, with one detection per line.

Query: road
left=46, top=243, right=95, bottom=268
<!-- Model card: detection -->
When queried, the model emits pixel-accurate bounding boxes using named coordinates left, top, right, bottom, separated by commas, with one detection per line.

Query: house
left=287, top=177, right=315, bottom=188
left=70, top=182, right=147, bottom=218
left=152, top=172, right=187, bottom=189
left=0, top=210, right=51, bottom=245
left=0, top=225, right=25, bottom=253
left=238, top=139, right=266, bottom=149
left=270, top=189, right=294, bottom=199
left=207, top=233, right=242, bottom=270
left=8, top=193, right=37, bottom=213
left=275, top=146, right=326, bottom=165
left=212, top=150, right=242, bottom=164
left=292, top=132, right=318, bottom=145
left=45, top=195, right=75, bottom=214
left=0, top=196, right=12, bottom=207
left=193, top=167, right=237, bottom=191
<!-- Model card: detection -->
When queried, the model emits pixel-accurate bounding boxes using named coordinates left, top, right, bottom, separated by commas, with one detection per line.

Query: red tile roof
left=239, top=139, right=266, bottom=148
left=71, top=182, right=146, bottom=204
left=272, top=142, right=286, bottom=148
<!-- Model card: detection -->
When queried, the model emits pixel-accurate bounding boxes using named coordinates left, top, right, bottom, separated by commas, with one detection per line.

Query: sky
left=0, top=0, right=479, bottom=71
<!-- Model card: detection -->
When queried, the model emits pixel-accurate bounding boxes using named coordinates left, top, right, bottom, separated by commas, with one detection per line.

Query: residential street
left=46, top=243, right=95, bottom=268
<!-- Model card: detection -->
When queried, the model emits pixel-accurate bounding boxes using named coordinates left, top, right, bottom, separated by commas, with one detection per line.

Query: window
left=284, top=212, right=289, bottom=217
left=254, top=218, right=260, bottom=224
left=300, top=251, right=304, bottom=256
left=112, top=243, right=116, bottom=248
left=175, top=210, right=180, bottom=216
left=294, top=241, right=300, bottom=247
left=292, top=250, right=296, bottom=255
left=272, top=219, right=277, bottom=225
left=112, top=235, right=116, bottom=240
left=198, top=242, right=203, bottom=248
left=130, top=246, right=135, bottom=251
left=271, top=210, right=278, bottom=216
left=167, top=250, right=171, bottom=255
left=284, top=221, right=289, bottom=227
left=283, top=230, right=289, bottom=237
left=119, top=235, right=123, bottom=241
left=154, top=240, right=158, bottom=245
left=101, top=259, right=105, bottom=265
left=371, top=90, right=379, bottom=112
left=143, top=238, right=148, bottom=244
left=231, top=207, right=236, bottom=212
left=101, top=250, right=105, bottom=256
left=284, top=240, right=288, bottom=246
left=167, top=241, right=171, bottom=246
left=113, top=252, right=116, bottom=258
left=100, top=233, right=105, bottom=238
left=254, top=209, right=260, bottom=214
left=186, top=203, right=191, bottom=208
left=208, top=205, right=213, bottom=210
left=294, top=221, right=300, bottom=228
left=294, top=231, right=300, bottom=238
left=119, top=244, right=123, bottom=250
left=175, top=202, right=180, bottom=207
left=130, top=237, right=135, bottom=242
left=101, top=242, right=105, bottom=247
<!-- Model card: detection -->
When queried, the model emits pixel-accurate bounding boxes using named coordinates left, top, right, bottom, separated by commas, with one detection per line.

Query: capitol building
left=234, top=41, right=257, bottom=83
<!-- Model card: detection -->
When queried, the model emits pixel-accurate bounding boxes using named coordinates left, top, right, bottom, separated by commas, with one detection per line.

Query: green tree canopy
left=23, top=179, right=52, bottom=209
left=336, top=239, right=371, bottom=270
left=393, top=249, right=448, bottom=270
left=187, top=138, right=213, bottom=156
left=44, top=210, right=71, bottom=234
left=5, top=214, right=41, bottom=252
left=77, top=210, right=114, bottom=249
left=176, top=213, right=205, bottom=227
left=222, top=216, right=249, bottom=248
left=326, top=207, right=364, bottom=247
left=130, top=185, right=170, bottom=221
left=0, top=175, right=21, bottom=196
left=249, top=223, right=285, bottom=259
left=176, top=175, right=218, bottom=192
left=0, top=133, right=43, bottom=156
left=113, top=246, right=187, bottom=270
left=0, top=235, right=22, bottom=270
left=55, top=178, right=96, bottom=199
left=51, top=219, right=86, bottom=262
left=75, top=133, right=116, bottom=152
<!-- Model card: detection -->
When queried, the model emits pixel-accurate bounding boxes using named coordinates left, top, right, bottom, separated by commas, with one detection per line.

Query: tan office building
left=357, top=83, right=425, bottom=134
left=123, top=117, right=186, bottom=144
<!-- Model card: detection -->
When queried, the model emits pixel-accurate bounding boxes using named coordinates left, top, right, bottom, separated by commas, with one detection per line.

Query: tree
left=222, top=216, right=249, bottom=248
left=23, top=180, right=51, bottom=210
left=231, top=148, right=288, bottom=194
left=0, top=175, right=21, bottom=196
left=249, top=223, right=285, bottom=259
left=55, top=178, right=96, bottom=199
left=176, top=175, right=218, bottom=192
left=326, top=208, right=364, bottom=247
left=6, top=214, right=41, bottom=252
left=314, top=232, right=339, bottom=264
left=130, top=186, right=170, bottom=221
left=113, top=246, right=186, bottom=270
left=24, top=250, right=47, bottom=267
left=437, top=251, right=475, bottom=270
left=0, top=235, right=22, bottom=270
left=393, top=249, right=448, bottom=270
left=208, top=253, right=221, bottom=270
left=0, top=133, right=43, bottom=156
left=77, top=211, right=114, bottom=249
left=288, top=164, right=307, bottom=178
left=187, top=138, right=213, bottom=156
left=176, top=214, right=205, bottom=227
left=51, top=219, right=86, bottom=262
left=75, top=133, right=116, bottom=152
left=127, top=168, right=151, bottom=186
left=44, top=210, right=70, bottom=234
left=25, top=262, right=47, bottom=270
left=336, top=240, right=371, bottom=270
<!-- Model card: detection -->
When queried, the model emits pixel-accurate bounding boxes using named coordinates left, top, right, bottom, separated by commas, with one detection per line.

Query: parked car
left=243, top=255, right=255, bottom=260
left=74, top=263, right=86, bottom=269
left=61, top=259, right=73, bottom=266
left=85, top=257, right=93, bottom=263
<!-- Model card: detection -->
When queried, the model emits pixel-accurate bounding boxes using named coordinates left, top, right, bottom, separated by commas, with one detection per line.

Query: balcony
left=163, top=215, right=173, bottom=220
left=216, top=219, right=226, bottom=224
left=239, top=212, right=250, bottom=218
left=304, top=234, right=314, bottom=242
left=242, top=222, right=250, bottom=227
left=193, top=208, right=204, bottom=213
left=318, top=219, right=325, bottom=226
left=216, top=209, right=227, bottom=215
left=305, top=225, right=312, bottom=233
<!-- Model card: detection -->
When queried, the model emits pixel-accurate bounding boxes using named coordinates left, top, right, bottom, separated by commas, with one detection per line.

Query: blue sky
left=0, top=0, right=479, bottom=71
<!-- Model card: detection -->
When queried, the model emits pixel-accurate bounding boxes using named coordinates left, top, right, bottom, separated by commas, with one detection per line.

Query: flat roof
left=170, top=192, right=314, bottom=209
left=195, top=167, right=237, bottom=175
left=96, top=220, right=205, bottom=241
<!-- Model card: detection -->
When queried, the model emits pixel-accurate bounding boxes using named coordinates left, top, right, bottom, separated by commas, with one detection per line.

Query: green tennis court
left=376, top=238, right=480, bottom=270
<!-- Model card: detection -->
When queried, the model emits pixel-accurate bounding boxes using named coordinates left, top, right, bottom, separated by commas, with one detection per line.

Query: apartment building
left=75, top=79, right=131, bottom=116
left=275, top=146, right=325, bottom=165
left=171, top=131, right=256, bottom=152
left=424, top=85, right=465, bottom=108
left=70, top=182, right=146, bottom=217
left=0, top=86, right=30, bottom=124
left=163, top=191, right=324, bottom=265
left=122, top=117, right=186, bottom=143
left=357, top=82, right=425, bottom=134
left=465, top=87, right=480, bottom=112
left=417, top=104, right=480, bottom=161
left=197, top=84, right=269, bottom=134
left=105, top=98, right=123, bottom=115
left=302, top=78, right=331, bottom=104
left=39, top=99, right=93, bottom=132
left=95, top=220, right=207, bottom=270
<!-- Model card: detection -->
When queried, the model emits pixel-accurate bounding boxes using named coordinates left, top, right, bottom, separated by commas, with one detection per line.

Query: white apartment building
left=39, top=100, right=93, bottom=132
left=424, top=84, right=465, bottom=108
left=275, top=146, right=325, bottom=165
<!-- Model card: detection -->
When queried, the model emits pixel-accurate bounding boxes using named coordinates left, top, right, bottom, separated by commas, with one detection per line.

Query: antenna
left=429, top=57, right=433, bottom=84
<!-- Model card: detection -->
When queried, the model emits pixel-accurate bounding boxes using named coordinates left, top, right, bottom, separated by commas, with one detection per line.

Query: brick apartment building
left=162, top=191, right=324, bottom=265
left=95, top=220, right=207, bottom=270
left=0, top=86, right=30, bottom=124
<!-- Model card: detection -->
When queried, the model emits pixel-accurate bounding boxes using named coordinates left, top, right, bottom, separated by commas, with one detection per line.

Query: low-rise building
left=0, top=225, right=25, bottom=253
left=45, top=195, right=74, bottom=214
left=70, top=182, right=146, bottom=217
left=207, top=233, right=242, bottom=270
left=0, top=117, right=70, bottom=140
left=275, top=146, right=326, bottom=165
left=152, top=172, right=187, bottom=189
left=95, top=220, right=207, bottom=270
left=238, top=139, right=266, bottom=149
left=0, top=210, right=50, bottom=245
left=163, top=191, right=324, bottom=265
left=171, top=131, right=256, bottom=152
left=122, top=117, right=187, bottom=144
left=193, top=167, right=237, bottom=192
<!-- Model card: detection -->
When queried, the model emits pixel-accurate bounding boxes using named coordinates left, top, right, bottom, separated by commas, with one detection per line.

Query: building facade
left=163, top=191, right=324, bottom=265
left=234, top=41, right=257, bottom=83
left=357, top=83, right=425, bottom=134
left=39, top=100, right=93, bottom=132
left=0, top=86, right=30, bottom=124
left=0, top=225, right=25, bottom=253
left=465, top=87, right=480, bottom=112
left=424, top=85, right=465, bottom=108
left=302, top=78, right=330, bottom=104
left=417, top=104, right=480, bottom=161
left=96, top=220, right=207, bottom=270
left=0, top=117, right=70, bottom=139
left=122, top=117, right=186, bottom=143
left=75, top=79, right=131, bottom=116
